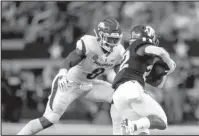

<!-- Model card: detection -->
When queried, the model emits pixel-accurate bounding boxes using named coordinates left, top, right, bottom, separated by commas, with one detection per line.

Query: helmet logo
left=144, top=26, right=155, bottom=37
left=98, top=22, right=105, bottom=30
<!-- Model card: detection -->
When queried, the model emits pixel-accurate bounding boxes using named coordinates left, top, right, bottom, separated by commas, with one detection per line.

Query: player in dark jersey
left=110, top=25, right=176, bottom=135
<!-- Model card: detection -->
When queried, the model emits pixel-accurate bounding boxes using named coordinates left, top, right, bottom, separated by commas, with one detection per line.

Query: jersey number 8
left=87, top=68, right=105, bottom=79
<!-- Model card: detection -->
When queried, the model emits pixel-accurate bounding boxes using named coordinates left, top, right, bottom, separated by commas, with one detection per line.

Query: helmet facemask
left=95, top=30, right=122, bottom=52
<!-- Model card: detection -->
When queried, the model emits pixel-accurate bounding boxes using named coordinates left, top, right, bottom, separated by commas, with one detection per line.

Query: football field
left=2, top=121, right=199, bottom=135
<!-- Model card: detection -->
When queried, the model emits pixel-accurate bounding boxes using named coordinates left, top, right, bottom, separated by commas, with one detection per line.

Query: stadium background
left=1, top=1, right=199, bottom=135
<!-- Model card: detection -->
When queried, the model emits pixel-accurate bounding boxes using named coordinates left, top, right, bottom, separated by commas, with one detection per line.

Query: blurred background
left=1, top=1, right=199, bottom=135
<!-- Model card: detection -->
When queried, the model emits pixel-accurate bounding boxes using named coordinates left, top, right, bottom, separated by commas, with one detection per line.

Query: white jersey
left=66, top=35, right=125, bottom=83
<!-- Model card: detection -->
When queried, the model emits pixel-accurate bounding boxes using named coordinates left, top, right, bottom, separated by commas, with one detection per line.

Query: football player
left=110, top=25, right=176, bottom=135
left=17, top=18, right=125, bottom=135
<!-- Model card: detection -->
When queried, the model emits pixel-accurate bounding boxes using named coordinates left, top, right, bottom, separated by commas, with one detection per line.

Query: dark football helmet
left=129, top=25, right=159, bottom=46
left=94, top=18, right=123, bottom=52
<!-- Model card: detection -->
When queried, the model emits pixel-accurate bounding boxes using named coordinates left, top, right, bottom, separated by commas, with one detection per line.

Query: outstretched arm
left=60, top=39, right=86, bottom=72
left=58, top=39, right=87, bottom=91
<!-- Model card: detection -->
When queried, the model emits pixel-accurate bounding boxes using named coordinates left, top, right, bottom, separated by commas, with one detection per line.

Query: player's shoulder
left=81, top=35, right=98, bottom=48
left=77, top=35, right=98, bottom=55
left=80, top=35, right=97, bottom=43
left=114, top=43, right=125, bottom=56
left=116, top=43, right=125, bottom=50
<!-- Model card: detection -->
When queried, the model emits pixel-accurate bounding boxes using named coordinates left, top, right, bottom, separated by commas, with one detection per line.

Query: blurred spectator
left=163, top=72, right=184, bottom=124
left=2, top=69, right=12, bottom=120
left=2, top=65, right=23, bottom=122
left=21, top=70, right=36, bottom=109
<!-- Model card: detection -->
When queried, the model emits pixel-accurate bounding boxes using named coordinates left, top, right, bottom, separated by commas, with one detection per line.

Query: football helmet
left=129, top=25, right=159, bottom=46
left=94, top=18, right=123, bottom=52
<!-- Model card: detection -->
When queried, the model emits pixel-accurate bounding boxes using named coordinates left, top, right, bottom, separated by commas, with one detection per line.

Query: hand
left=57, top=69, right=68, bottom=92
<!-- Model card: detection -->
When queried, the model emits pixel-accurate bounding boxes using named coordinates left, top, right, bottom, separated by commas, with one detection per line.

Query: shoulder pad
left=80, top=35, right=98, bottom=54
left=81, top=35, right=96, bottom=43
left=76, top=35, right=96, bottom=55
left=76, top=39, right=87, bottom=55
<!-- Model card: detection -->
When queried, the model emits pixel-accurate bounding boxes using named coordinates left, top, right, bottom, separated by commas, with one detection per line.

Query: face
left=104, top=36, right=121, bottom=47
left=100, top=32, right=122, bottom=52
left=105, top=36, right=120, bottom=44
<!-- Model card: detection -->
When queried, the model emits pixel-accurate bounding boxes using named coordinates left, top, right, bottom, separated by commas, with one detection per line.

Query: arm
left=57, top=39, right=87, bottom=91
left=59, top=39, right=87, bottom=73
left=144, top=45, right=176, bottom=74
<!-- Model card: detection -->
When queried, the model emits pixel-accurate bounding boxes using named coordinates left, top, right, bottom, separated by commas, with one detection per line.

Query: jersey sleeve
left=76, top=35, right=91, bottom=55
left=144, top=46, right=166, bottom=57
left=76, top=39, right=87, bottom=55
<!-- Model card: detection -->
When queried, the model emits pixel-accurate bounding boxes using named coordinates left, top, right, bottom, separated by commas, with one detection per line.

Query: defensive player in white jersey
left=111, top=25, right=176, bottom=135
left=17, top=18, right=125, bottom=135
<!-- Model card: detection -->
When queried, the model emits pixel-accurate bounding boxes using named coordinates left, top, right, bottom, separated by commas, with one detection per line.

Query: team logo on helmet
left=144, top=26, right=155, bottom=38
left=98, top=22, right=106, bottom=30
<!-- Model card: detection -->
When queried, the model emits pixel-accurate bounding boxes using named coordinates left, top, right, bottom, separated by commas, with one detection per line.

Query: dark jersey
left=112, top=39, right=156, bottom=89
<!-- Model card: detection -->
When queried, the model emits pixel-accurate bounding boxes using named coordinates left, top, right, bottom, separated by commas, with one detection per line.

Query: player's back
left=112, top=39, right=156, bottom=89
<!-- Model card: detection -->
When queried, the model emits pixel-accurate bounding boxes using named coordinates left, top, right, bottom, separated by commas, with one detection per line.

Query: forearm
left=60, top=49, right=85, bottom=71
left=145, top=46, right=176, bottom=72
